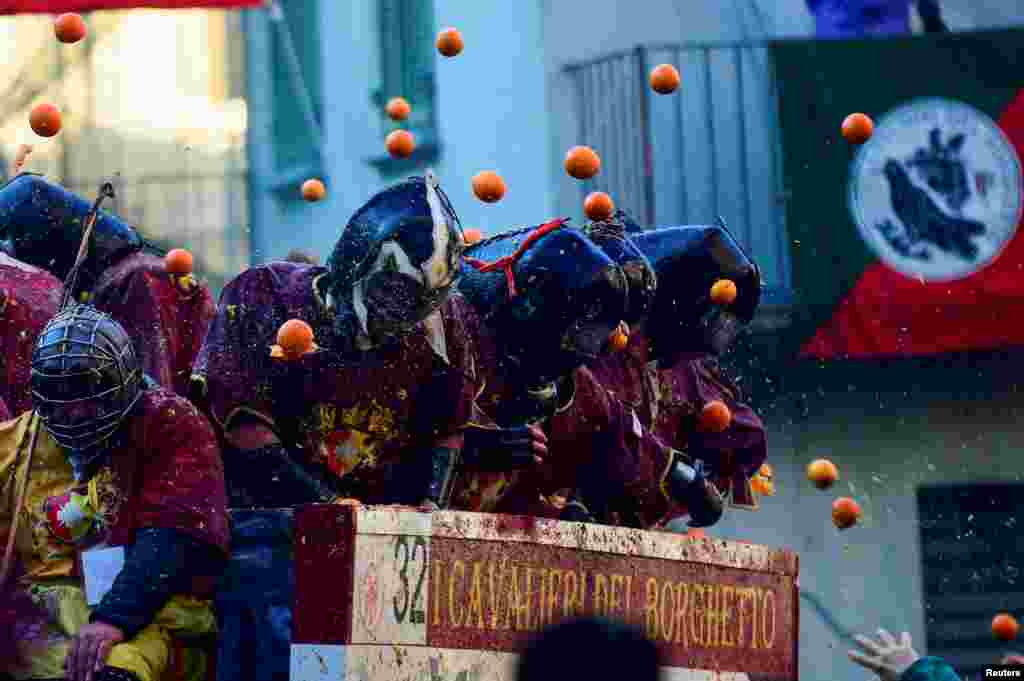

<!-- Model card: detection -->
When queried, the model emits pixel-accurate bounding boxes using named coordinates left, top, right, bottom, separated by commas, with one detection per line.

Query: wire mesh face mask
left=30, top=304, right=143, bottom=480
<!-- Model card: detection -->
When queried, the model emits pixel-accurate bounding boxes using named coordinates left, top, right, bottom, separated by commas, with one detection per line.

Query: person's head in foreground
left=516, top=616, right=660, bottom=681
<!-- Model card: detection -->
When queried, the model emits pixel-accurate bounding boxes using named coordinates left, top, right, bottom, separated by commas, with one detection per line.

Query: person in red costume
left=1, top=304, right=228, bottom=681
left=510, top=213, right=768, bottom=530
left=0, top=251, right=62, bottom=416
left=448, top=218, right=635, bottom=514
left=453, top=216, right=737, bottom=529
left=192, top=172, right=551, bottom=681
left=0, top=174, right=215, bottom=397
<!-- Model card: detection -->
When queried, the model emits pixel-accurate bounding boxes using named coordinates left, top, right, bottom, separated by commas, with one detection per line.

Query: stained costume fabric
left=191, top=262, right=483, bottom=506
left=0, top=389, right=229, bottom=680
left=89, top=251, right=216, bottom=398
left=0, top=253, right=62, bottom=416
left=586, top=330, right=768, bottom=527
left=460, top=288, right=671, bottom=524
left=576, top=218, right=768, bottom=527
left=0, top=174, right=215, bottom=400
left=488, top=363, right=677, bottom=527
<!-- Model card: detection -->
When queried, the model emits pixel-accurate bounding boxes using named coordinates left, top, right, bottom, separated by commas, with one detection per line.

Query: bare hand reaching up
left=849, top=629, right=921, bottom=681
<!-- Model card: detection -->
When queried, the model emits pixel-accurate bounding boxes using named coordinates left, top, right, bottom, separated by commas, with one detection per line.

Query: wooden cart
left=291, top=506, right=798, bottom=681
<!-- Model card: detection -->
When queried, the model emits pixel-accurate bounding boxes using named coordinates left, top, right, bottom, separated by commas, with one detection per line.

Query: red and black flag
left=773, top=29, right=1024, bottom=359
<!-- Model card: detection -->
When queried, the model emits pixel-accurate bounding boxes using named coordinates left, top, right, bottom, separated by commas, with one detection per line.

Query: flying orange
left=29, top=103, right=61, bottom=138
left=164, top=248, right=193, bottom=276
left=565, top=146, right=601, bottom=180
left=302, top=179, right=326, bottom=202
left=54, top=13, right=87, bottom=43
left=436, top=28, right=464, bottom=57
left=710, top=279, right=737, bottom=305
left=472, top=171, right=506, bottom=203
left=385, top=97, right=411, bottom=121
left=584, top=192, right=614, bottom=221
left=842, top=113, right=874, bottom=144
left=386, top=130, right=416, bottom=158
left=650, top=64, right=681, bottom=94
left=832, top=497, right=861, bottom=529
left=699, top=400, right=732, bottom=433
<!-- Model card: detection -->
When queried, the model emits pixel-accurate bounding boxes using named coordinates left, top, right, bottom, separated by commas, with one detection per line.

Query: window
left=917, top=482, right=1024, bottom=677
left=270, top=0, right=323, bottom=176
left=369, top=0, right=441, bottom=175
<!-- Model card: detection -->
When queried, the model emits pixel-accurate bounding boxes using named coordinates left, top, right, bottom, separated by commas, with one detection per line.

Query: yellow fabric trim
left=658, top=448, right=680, bottom=505
left=9, top=585, right=215, bottom=681
left=87, top=477, right=100, bottom=513
left=0, top=413, right=78, bottom=584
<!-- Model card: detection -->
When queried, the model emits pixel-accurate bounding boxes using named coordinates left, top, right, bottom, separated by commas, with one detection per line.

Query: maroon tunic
left=0, top=397, right=9, bottom=422
left=91, top=251, right=216, bottom=397
left=453, top=304, right=673, bottom=521
left=0, top=253, right=63, bottom=417
left=192, top=262, right=484, bottom=505
left=98, top=388, right=231, bottom=559
left=589, top=330, right=768, bottom=526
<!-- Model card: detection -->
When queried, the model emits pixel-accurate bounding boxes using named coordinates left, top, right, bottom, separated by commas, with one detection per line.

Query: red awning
left=0, top=0, right=261, bottom=13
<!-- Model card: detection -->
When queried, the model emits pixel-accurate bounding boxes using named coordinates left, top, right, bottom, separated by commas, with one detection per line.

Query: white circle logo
left=848, top=98, right=1023, bottom=282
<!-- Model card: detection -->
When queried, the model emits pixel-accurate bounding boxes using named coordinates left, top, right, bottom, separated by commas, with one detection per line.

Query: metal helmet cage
left=30, top=304, right=143, bottom=469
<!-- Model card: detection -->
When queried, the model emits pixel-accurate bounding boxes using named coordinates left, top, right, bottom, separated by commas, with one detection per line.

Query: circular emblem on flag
left=849, top=98, right=1023, bottom=282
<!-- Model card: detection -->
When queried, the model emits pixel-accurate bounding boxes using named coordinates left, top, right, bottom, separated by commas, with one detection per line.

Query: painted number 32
left=393, top=535, right=427, bottom=624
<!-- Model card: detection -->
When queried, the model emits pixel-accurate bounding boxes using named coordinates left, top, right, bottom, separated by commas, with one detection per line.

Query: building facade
left=0, top=7, right=249, bottom=292
left=244, top=3, right=1024, bottom=680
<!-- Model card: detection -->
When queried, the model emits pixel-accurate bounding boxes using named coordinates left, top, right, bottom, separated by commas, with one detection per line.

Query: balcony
left=563, top=41, right=794, bottom=333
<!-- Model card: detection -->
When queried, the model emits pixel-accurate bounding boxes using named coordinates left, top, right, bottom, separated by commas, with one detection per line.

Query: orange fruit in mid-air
left=992, top=613, right=1020, bottom=641
left=806, top=459, right=839, bottom=489
left=472, top=171, right=506, bottom=203
left=699, top=400, right=732, bottom=433
left=842, top=113, right=874, bottom=145
left=385, top=130, right=416, bottom=158
left=301, top=178, right=326, bottom=202
left=751, top=463, right=775, bottom=496
left=436, top=28, right=464, bottom=57
left=564, top=145, right=601, bottom=179
left=831, top=497, right=861, bottom=529
left=164, top=248, right=194, bottom=276
left=385, top=97, right=411, bottom=121
left=608, top=322, right=630, bottom=352
left=54, top=13, right=87, bottom=43
left=584, top=192, right=615, bottom=221
left=463, top=227, right=483, bottom=245
left=274, top=319, right=316, bottom=360
left=650, top=64, right=681, bottom=94
left=29, top=103, right=61, bottom=138
left=710, top=279, right=737, bottom=305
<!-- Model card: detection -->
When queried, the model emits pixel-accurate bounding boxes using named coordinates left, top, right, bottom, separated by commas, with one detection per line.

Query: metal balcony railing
left=564, top=41, right=794, bottom=302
